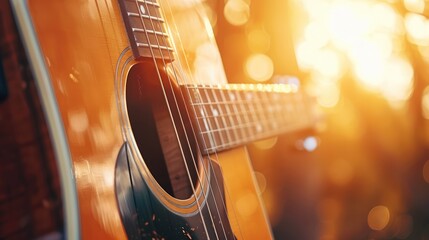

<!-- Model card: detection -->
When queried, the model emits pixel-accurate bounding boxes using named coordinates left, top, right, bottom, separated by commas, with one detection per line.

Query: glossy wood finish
left=217, top=147, right=273, bottom=240
left=25, top=0, right=272, bottom=239
left=27, top=1, right=132, bottom=239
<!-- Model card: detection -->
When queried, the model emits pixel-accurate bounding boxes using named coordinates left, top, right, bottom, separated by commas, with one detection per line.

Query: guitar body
left=10, top=0, right=272, bottom=239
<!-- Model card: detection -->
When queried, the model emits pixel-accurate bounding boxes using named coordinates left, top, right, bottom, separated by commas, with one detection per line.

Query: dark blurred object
left=0, top=1, right=63, bottom=239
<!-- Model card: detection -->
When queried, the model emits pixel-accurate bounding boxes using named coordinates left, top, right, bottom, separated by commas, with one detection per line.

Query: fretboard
left=118, top=0, right=174, bottom=61
left=182, top=83, right=317, bottom=154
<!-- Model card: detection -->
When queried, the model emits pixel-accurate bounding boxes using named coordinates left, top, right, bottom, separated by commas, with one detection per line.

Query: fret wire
left=202, top=88, right=226, bottom=148
left=197, top=88, right=298, bottom=144
left=191, top=99, right=272, bottom=106
left=132, top=27, right=169, bottom=37
left=254, top=91, right=270, bottom=133
left=226, top=90, right=248, bottom=144
left=183, top=85, right=314, bottom=152
left=204, top=120, right=311, bottom=152
left=204, top=114, right=313, bottom=151
left=218, top=88, right=241, bottom=143
left=196, top=104, right=273, bottom=121
left=127, top=12, right=165, bottom=22
left=134, top=0, right=160, bottom=7
left=193, top=90, right=301, bottom=120
left=261, top=90, right=279, bottom=130
left=197, top=96, right=285, bottom=119
left=193, top=88, right=216, bottom=149
left=136, top=42, right=174, bottom=51
left=185, top=84, right=296, bottom=94
left=210, top=88, right=234, bottom=145
left=219, top=91, right=246, bottom=142
left=233, top=90, right=253, bottom=140
left=243, top=91, right=261, bottom=134
left=201, top=109, right=304, bottom=136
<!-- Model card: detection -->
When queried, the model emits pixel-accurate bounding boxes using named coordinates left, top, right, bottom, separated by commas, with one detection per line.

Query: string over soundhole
left=125, top=62, right=199, bottom=199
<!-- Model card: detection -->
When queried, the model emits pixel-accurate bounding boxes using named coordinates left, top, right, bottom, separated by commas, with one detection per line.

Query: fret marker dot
left=139, top=5, right=146, bottom=15
left=212, top=109, right=219, bottom=117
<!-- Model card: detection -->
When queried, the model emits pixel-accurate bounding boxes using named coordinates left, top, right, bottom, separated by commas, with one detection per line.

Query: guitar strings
left=140, top=1, right=233, bottom=239
left=145, top=1, right=236, bottom=239
left=157, top=1, right=245, bottom=239
left=131, top=1, right=210, bottom=238
left=133, top=0, right=216, bottom=239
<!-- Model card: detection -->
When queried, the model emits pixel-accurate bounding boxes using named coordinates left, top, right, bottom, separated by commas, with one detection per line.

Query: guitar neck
left=182, top=83, right=316, bottom=154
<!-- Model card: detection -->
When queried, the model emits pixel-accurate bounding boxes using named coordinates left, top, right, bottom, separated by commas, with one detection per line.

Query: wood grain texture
left=25, top=0, right=273, bottom=238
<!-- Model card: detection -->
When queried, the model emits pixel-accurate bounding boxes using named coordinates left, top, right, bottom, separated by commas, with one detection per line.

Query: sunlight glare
left=224, top=0, right=250, bottom=26
left=315, top=80, right=340, bottom=108
left=404, top=0, right=425, bottom=14
left=381, top=57, right=414, bottom=103
left=295, top=41, right=320, bottom=70
left=404, top=13, right=429, bottom=45
left=371, top=3, right=403, bottom=35
left=353, top=40, right=386, bottom=90
left=245, top=53, right=274, bottom=82
left=304, top=21, right=330, bottom=49
left=313, top=49, right=342, bottom=79
left=328, top=2, right=371, bottom=50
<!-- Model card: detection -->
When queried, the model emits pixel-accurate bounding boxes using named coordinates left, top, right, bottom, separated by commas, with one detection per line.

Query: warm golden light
left=354, top=52, right=413, bottom=105
left=247, top=28, right=271, bottom=53
left=315, top=80, right=340, bottom=108
left=368, top=205, right=390, bottom=231
left=223, top=0, right=250, bottom=26
left=245, top=53, right=274, bottom=82
left=295, top=0, right=412, bottom=106
left=304, top=21, right=329, bottom=49
left=295, top=41, right=319, bottom=71
left=404, top=0, right=425, bottom=13
left=404, top=13, right=429, bottom=45
left=381, top=57, right=414, bottom=103
left=313, top=49, right=342, bottom=79
left=328, top=1, right=371, bottom=50
left=371, top=3, right=403, bottom=35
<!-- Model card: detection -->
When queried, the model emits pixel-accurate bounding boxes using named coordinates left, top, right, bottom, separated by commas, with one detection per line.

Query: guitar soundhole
left=125, top=63, right=200, bottom=200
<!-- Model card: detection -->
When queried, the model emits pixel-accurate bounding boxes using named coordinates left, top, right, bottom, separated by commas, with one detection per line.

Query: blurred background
left=203, top=0, right=429, bottom=239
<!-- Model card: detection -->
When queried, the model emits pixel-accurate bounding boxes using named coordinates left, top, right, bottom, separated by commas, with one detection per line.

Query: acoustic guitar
left=3, top=0, right=315, bottom=239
